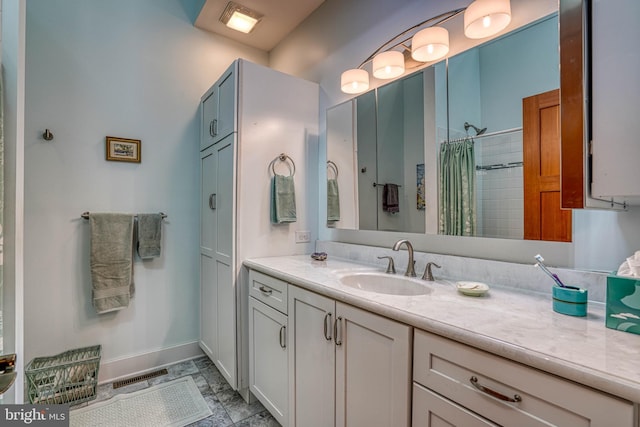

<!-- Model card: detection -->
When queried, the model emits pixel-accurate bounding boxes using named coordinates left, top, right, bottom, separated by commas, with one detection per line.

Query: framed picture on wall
left=106, top=136, right=141, bottom=163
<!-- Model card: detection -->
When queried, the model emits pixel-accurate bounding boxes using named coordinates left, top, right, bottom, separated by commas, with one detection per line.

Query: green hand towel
left=90, top=213, right=135, bottom=314
left=137, top=213, right=162, bottom=259
left=327, top=179, right=340, bottom=222
left=271, top=174, right=297, bottom=224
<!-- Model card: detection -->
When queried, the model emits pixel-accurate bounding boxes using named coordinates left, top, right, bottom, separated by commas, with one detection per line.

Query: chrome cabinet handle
left=209, top=194, right=216, bottom=210
left=469, top=376, right=522, bottom=403
left=258, top=286, right=272, bottom=295
left=213, top=119, right=218, bottom=136
left=334, top=316, right=343, bottom=346
left=324, top=313, right=333, bottom=341
left=209, top=120, right=215, bottom=137
left=279, top=325, right=286, bottom=349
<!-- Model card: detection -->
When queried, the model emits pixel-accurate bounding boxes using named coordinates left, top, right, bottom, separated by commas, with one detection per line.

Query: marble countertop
left=244, top=255, right=640, bottom=403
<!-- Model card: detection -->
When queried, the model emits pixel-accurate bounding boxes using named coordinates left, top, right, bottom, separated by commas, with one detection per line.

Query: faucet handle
left=422, top=262, right=441, bottom=281
left=377, top=256, right=396, bottom=274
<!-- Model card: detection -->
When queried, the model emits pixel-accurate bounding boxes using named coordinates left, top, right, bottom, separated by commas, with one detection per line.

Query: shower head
left=464, top=122, right=487, bottom=136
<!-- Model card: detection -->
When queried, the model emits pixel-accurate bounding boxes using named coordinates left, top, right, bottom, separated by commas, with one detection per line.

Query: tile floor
left=72, top=356, right=280, bottom=427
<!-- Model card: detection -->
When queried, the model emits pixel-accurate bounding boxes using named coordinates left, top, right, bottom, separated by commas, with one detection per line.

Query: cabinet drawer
left=414, top=330, right=634, bottom=427
left=413, top=383, right=497, bottom=427
left=249, top=270, right=288, bottom=314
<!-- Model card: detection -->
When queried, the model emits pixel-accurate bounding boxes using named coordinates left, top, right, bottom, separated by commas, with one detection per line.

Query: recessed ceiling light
left=219, top=2, right=263, bottom=34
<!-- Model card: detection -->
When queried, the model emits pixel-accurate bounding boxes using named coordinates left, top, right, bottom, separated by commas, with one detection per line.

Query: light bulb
left=427, top=44, right=434, bottom=54
left=482, top=15, right=491, bottom=28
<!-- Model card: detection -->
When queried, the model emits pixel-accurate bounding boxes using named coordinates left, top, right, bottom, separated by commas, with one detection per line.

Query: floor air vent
left=112, top=368, right=169, bottom=389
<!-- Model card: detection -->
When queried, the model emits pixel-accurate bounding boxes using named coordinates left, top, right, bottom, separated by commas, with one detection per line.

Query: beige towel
left=90, top=213, right=135, bottom=314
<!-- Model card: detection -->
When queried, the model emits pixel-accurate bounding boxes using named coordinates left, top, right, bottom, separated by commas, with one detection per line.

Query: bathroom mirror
left=326, top=8, right=560, bottom=241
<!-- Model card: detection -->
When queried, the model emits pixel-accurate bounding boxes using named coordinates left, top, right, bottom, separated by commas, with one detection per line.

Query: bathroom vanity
left=245, top=251, right=639, bottom=427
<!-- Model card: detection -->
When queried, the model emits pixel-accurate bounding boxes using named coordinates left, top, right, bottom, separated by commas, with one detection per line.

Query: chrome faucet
left=392, top=239, right=416, bottom=277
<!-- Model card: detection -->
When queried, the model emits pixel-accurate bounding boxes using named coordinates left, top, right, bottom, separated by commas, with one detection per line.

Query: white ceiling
left=195, top=0, right=326, bottom=52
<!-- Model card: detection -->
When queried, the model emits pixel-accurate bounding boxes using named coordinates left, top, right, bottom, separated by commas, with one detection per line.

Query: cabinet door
left=201, top=90, right=217, bottom=151
left=591, top=0, right=640, bottom=202
left=200, top=133, right=237, bottom=388
left=288, top=286, right=335, bottom=427
left=213, top=134, right=236, bottom=388
left=249, top=297, right=288, bottom=426
left=199, top=253, right=217, bottom=358
left=214, top=66, right=236, bottom=143
left=412, top=383, right=497, bottom=427
left=200, top=146, right=217, bottom=358
left=201, top=64, right=236, bottom=151
left=335, top=302, right=411, bottom=427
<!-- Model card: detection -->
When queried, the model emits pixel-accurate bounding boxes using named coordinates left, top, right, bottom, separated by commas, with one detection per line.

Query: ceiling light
left=411, top=27, right=450, bottom=62
left=372, top=51, right=405, bottom=80
left=219, top=2, right=263, bottom=34
left=464, top=0, right=511, bottom=39
left=341, top=69, right=370, bottom=94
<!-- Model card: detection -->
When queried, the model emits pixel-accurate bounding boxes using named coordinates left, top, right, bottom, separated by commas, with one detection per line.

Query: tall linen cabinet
left=199, top=59, right=319, bottom=399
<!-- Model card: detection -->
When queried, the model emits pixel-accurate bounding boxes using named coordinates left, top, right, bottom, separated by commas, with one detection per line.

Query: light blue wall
left=448, top=48, right=481, bottom=135
left=479, top=15, right=559, bottom=131
left=447, top=16, right=559, bottom=134
left=23, top=0, right=267, bottom=364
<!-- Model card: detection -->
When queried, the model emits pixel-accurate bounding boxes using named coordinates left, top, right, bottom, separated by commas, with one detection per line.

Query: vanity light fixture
left=340, top=0, right=511, bottom=94
left=372, top=50, right=405, bottom=79
left=411, top=26, right=450, bottom=62
left=341, top=69, right=370, bottom=94
left=219, top=1, right=263, bottom=34
left=464, top=0, right=512, bottom=39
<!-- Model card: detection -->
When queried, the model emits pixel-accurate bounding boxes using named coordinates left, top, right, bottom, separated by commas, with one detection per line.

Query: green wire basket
left=25, top=345, right=101, bottom=405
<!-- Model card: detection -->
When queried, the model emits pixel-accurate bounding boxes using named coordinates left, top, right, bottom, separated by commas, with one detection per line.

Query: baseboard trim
left=98, top=341, right=205, bottom=384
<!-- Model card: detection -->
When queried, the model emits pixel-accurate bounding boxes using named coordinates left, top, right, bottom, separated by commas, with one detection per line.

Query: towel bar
left=373, top=183, right=402, bottom=188
left=81, top=212, right=167, bottom=220
left=269, top=153, right=296, bottom=177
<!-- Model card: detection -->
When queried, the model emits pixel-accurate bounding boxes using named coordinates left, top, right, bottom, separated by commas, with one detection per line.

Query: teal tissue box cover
left=606, top=274, right=640, bottom=335
left=552, top=286, right=587, bottom=317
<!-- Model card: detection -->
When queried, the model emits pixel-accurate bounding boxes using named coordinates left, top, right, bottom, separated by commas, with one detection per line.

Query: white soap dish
left=456, top=281, right=490, bottom=297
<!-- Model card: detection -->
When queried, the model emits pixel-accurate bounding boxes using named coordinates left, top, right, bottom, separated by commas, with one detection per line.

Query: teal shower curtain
left=438, top=138, right=476, bottom=236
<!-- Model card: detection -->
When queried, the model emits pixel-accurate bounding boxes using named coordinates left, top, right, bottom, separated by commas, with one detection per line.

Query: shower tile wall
left=475, top=131, right=523, bottom=239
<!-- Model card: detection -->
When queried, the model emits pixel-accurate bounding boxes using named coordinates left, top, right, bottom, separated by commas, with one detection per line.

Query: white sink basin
left=338, top=272, right=432, bottom=296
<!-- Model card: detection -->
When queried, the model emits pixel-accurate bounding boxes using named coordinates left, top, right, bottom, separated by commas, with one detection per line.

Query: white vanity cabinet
left=199, top=59, right=318, bottom=399
left=248, top=271, right=289, bottom=426
left=412, top=329, right=635, bottom=427
left=288, top=285, right=412, bottom=427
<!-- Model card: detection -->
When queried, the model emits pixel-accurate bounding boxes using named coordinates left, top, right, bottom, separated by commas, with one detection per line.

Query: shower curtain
left=438, top=138, right=476, bottom=236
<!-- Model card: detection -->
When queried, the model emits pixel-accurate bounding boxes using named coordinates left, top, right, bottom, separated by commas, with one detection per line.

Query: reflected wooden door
left=523, top=89, right=572, bottom=242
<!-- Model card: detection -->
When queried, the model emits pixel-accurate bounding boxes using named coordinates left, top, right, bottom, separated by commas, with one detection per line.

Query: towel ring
left=327, top=160, right=339, bottom=179
left=270, top=153, right=296, bottom=177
